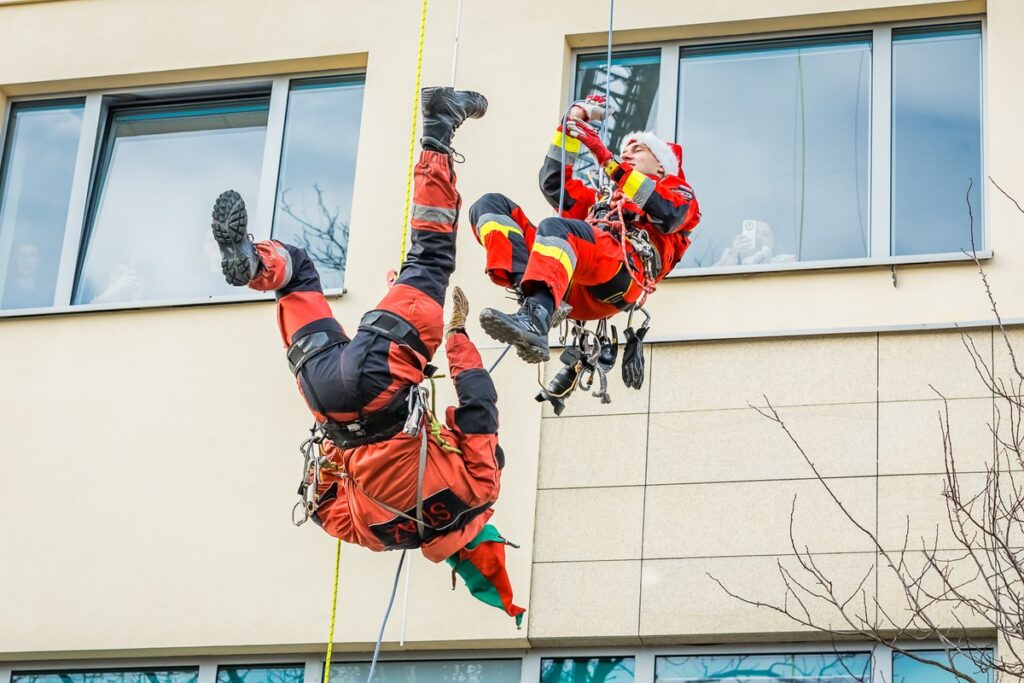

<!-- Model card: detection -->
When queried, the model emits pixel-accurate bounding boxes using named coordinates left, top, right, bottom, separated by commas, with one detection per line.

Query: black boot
left=421, top=87, right=488, bottom=154
left=211, top=189, right=260, bottom=286
left=479, top=298, right=552, bottom=363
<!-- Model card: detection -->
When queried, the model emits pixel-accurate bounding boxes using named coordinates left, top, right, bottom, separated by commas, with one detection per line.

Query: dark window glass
left=656, top=652, right=871, bottom=683
left=13, top=670, right=198, bottom=683
left=216, top=666, right=303, bottom=683
left=574, top=50, right=661, bottom=176
left=541, top=657, right=635, bottom=683
left=893, top=649, right=993, bottom=683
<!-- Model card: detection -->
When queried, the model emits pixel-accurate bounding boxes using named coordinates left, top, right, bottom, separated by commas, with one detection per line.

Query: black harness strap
left=358, top=309, right=430, bottom=360
left=287, top=329, right=349, bottom=375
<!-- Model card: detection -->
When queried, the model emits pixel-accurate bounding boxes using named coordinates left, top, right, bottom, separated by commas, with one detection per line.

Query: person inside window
left=714, top=219, right=796, bottom=267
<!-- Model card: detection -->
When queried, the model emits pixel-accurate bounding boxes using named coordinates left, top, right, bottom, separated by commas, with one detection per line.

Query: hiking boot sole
left=479, top=308, right=551, bottom=364
left=211, top=190, right=255, bottom=286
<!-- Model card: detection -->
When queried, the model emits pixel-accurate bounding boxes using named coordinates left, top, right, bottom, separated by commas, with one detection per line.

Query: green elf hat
left=447, top=524, right=526, bottom=627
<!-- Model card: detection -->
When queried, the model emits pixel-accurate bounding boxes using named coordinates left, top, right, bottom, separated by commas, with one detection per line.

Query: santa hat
left=620, top=131, right=682, bottom=178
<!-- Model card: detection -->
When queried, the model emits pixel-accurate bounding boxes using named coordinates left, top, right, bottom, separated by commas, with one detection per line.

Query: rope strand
left=322, top=538, right=342, bottom=683
left=398, top=0, right=430, bottom=268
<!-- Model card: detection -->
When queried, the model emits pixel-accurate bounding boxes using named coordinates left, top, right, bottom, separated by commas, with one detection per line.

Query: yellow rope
left=399, top=0, right=430, bottom=269
left=322, top=4, right=429, bottom=679
left=323, top=537, right=342, bottom=683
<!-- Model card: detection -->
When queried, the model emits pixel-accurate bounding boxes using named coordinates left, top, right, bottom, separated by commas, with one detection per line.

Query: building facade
left=0, top=0, right=1014, bottom=682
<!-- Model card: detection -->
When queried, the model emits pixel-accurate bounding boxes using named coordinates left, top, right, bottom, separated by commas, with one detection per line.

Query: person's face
left=621, top=142, right=664, bottom=177
left=756, top=222, right=775, bottom=251
left=13, top=243, right=39, bottom=276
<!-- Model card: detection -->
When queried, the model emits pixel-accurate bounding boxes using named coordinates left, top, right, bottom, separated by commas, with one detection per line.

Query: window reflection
left=73, top=99, right=269, bottom=305
left=273, top=76, right=365, bottom=292
left=893, top=649, right=993, bottom=683
left=541, top=657, right=636, bottom=683
left=329, top=659, right=521, bottom=683
left=891, top=25, right=982, bottom=256
left=216, top=666, right=303, bottom=683
left=677, top=36, right=871, bottom=268
left=0, top=101, right=84, bottom=310
left=13, top=670, right=198, bottom=683
left=656, top=653, right=871, bottom=683
left=574, top=51, right=661, bottom=178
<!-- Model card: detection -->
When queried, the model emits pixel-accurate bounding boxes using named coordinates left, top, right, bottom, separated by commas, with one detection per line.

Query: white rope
left=450, top=0, right=464, bottom=87
left=399, top=554, right=413, bottom=646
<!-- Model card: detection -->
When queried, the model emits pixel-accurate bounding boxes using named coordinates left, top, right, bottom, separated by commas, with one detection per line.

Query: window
left=891, top=25, right=983, bottom=256
left=0, top=100, right=84, bottom=310
left=541, top=657, right=635, bottom=682
left=892, top=650, right=993, bottom=683
left=570, top=20, right=984, bottom=275
left=273, top=76, right=365, bottom=291
left=655, top=653, right=872, bottom=683
left=12, top=670, right=198, bottom=683
left=0, top=72, right=365, bottom=315
left=574, top=51, right=661, bottom=156
left=216, top=666, right=304, bottom=683
left=678, top=35, right=871, bottom=268
left=329, top=659, right=521, bottom=682
left=74, top=98, right=270, bottom=306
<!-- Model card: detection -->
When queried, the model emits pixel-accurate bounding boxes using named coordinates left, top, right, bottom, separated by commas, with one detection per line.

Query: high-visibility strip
left=532, top=240, right=575, bottom=280
left=479, top=220, right=524, bottom=240
left=412, top=204, right=458, bottom=224
left=547, top=144, right=578, bottom=163
left=622, top=170, right=656, bottom=206
left=551, top=130, right=583, bottom=154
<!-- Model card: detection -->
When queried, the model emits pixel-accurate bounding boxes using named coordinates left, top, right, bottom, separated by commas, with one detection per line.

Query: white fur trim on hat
left=620, top=130, right=678, bottom=177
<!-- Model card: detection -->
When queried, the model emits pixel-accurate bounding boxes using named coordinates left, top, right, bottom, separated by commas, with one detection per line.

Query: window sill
left=668, top=250, right=992, bottom=279
left=0, top=288, right=346, bottom=319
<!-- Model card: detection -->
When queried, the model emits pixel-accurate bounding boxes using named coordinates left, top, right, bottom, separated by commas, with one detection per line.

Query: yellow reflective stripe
left=622, top=170, right=647, bottom=200
left=532, top=242, right=574, bottom=279
left=551, top=130, right=583, bottom=154
left=479, top=221, right=524, bottom=240
left=603, top=159, right=620, bottom=175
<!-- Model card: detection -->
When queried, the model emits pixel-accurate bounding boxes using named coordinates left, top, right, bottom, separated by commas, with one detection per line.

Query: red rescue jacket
left=539, top=128, right=701, bottom=318
left=313, top=332, right=503, bottom=563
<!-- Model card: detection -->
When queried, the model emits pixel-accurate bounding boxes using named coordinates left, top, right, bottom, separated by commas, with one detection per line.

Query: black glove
left=621, top=325, right=648, bottom=390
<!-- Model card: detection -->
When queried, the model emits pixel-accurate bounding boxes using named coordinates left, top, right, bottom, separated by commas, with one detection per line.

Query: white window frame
left=0, top=641, right=993, bottom=683
left=570, top=15, right=988, bottom=279
left=0, top=68, right=365, bottom=319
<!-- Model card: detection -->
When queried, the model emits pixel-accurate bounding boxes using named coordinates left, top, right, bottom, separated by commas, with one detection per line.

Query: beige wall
left=530, top=327, right=1004, bottom=645
left=0, top=0, right=1016, bottom=661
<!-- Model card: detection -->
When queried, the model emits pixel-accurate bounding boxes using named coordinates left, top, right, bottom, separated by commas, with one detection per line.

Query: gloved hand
left=446, top=285, right=469, bottom=337
left=565, top=118, right=613, bottom=165
left=621, top=325, right=648, bottom=390
left=568, top=93, right=607, bottom=123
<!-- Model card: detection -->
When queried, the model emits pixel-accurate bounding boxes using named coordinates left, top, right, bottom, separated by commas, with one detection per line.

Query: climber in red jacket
left=209, top=87, right=523, bottom=624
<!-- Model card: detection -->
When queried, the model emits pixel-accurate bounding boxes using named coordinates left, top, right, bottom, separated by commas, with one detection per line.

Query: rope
left=398, top=0, right=430, bottom=269
left=450, top=0, right=463, bottom=87
left=600, top=0, right=614, bottom=145
left=366, top=550, right=408, bottom=682
left=322, top=538, right=342, bottom=683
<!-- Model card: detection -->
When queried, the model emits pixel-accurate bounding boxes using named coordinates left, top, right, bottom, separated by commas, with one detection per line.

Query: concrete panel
left=534, top=487, right=645, bottom=562
left=651, top=336, right=877, bottom=413
left=529, top=560, right=641, bottom=642
left=879, top=330, right=993, bottom=402
left=879, top=399, right=994, bottom=476
left=643, top=478, right=877, bottom=558
left=647, top=403, right=875, bottom=485
left=539, top=413, right=648, bottom=489
left=641, top=553, right=877, bottom=639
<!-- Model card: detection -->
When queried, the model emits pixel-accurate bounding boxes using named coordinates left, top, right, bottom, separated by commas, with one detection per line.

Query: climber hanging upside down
left=209, top=87, right=524, bottom=625
left=471, top=94, right=701, bottom=388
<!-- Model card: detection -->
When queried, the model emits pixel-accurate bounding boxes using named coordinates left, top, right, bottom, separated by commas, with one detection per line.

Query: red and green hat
left=447, top=524, right=526, bottom=627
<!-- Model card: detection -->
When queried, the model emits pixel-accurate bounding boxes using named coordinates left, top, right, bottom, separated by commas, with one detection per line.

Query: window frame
left=569, top=15, right=988, bottom=279
left=0, top=68, right=365, bottom=318
left=0, top=641, right=996, bottom=683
